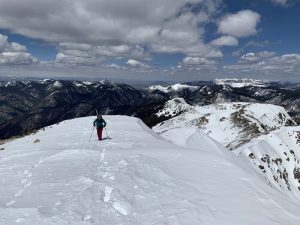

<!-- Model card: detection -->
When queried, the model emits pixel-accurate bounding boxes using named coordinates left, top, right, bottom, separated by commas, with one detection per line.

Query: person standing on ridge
left=93, top=114, right=107, bottom=141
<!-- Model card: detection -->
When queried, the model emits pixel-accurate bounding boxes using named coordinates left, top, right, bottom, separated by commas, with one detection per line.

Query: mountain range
left=2, top=79, right=300, bottom=223
left=2, top=78, right=300, bottom=140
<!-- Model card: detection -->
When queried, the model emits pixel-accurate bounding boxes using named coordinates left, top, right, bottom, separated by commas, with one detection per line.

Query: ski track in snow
left=1, top=116, right=300, bottom=225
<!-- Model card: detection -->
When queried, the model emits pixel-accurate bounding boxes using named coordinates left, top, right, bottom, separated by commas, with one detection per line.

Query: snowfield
left=155, top=99, right=300, bottom=199
left=214, top=78, right=268, bottom=88
left=154, top=99, right=296, bottom=150
left=1, top=115, right=300, bottom=224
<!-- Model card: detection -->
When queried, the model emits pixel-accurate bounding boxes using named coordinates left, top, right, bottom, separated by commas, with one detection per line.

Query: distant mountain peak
left=214, top=78, right=268, bottom=88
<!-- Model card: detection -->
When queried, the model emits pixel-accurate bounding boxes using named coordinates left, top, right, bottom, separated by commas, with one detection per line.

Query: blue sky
left=0, top=0, right=299, bottom=82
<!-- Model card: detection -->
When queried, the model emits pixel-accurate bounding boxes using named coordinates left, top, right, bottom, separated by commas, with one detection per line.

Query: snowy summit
left=214, top=79, right=268, bottom=88
left=1, top=115, right=300, bottom=224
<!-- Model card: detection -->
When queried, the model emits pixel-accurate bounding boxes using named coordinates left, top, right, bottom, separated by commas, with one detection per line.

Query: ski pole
left=105, top=127, right=110, bottom=138
left=89, top=126, right=95, bottom=141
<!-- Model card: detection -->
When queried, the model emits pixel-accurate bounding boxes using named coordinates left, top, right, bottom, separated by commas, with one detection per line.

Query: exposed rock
left=33, top=139, right=40, bottom=143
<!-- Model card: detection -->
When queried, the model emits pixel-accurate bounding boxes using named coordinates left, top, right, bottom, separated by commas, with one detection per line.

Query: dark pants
left=97, top=128, right=103, bottom=140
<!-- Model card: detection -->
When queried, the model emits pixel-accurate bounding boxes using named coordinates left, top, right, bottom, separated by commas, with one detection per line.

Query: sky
left=0, top=0, right=299, bottom=82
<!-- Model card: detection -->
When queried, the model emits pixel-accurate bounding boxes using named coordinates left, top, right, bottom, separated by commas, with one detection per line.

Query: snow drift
left=1, top=115, right=300, bottom=224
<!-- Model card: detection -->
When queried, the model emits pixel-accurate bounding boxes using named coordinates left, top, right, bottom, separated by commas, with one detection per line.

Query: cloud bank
left=0, top=0, right=299, bottom=81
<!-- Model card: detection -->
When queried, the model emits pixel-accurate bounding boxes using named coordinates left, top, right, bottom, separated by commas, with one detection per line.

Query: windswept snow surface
left=1, top=116, right=300, bottom=224
left=154, top=99, right=295, bottom=150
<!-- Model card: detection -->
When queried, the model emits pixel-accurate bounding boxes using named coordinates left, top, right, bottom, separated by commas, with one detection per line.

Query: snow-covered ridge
left=1, top=115, right=300, bottom=224
left=154, top=99, right=300, bottom=198
left=0, top=79, right=115, bottom=89
left=156, top=98, right=191, bottom=117
left=214, top=78, right=268, bottom=88
left=154, top=99, right=296, bottom=150
left=237, top=126, right=300, bottom=195
left=148, top=83, right=198, bottom=93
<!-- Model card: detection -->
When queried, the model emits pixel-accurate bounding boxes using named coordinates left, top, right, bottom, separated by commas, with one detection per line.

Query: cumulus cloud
left=0, top=0, right=222, bottom=59
left=126, top=59, right=150, bottom=68
left=239, top=51, right=276, bottom=64
left=211, top=35, right=238, bottom=46
left=0, top=33, right=36, bottom=65
left=274, top=54, right=300, bottom=65
left=8, top=42, right=28, bottom=52
left=225, top=52, right=300, bottom=77
left=183, top=57, right=216, bottom=65
left=55, top=52, right=104, bottom=66
left=167, top=56, right=218, bottom=75
left=94, top=45, right=150, bottom=61
left=218, top=10, right=261, bottom=37
left=0, top=52, right=37, bottom=65
left=55, top=41, right=151, bottom=67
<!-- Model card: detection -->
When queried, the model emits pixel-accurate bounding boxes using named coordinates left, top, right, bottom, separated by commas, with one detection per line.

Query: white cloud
left=0, top=52, right=37, bottom=65
left=211, top=35, right=238, bottom=46
left=126, top=59, right=150, bottom=68
left=94, top=45, right=150, bottom=61
left=0, top=0, right=222, bottom=59
left=271, top=54, right=300, bottom=65
left=239, top=51, right=276, bottom=64
left=206, top=50, right=223, bottom=58
left=225, top=52, right=300, bottom=77
left=218, top=10, right=261, bottom=37
left=105, top=63, right=122, bottom=69
left=55, top=52, right=104, bottom=65
left=0, top=33, right=36, bottom=64
left=183, top=57, right=216, bottom=65
left=8, top=42, right=28, bottom=52
left=55, top=42, right=151, bottom=66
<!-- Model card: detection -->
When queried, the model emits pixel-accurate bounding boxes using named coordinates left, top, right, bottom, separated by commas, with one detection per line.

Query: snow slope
left=236, top=126, right=300, bottom=196
left=1, top=116, right=300, bottom=224
left=154, top=98, right=295, bottom=150
left=154, top=99, right=300, bottom=200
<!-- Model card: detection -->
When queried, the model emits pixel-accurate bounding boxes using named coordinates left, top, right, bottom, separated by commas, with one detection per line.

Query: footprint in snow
left=104, top=186, right=113, bottom=202
left=100, top=148, right=106, bottom=161
left=32, top=159, right=44, bottom=168
left=20, top=178, right=27, bottom=184
left=24, top=182, right=32, bottom=188
left=102, top=172, right=115, bottom=180
left=6, top=200, right=16, bottom=206
left=117, top=160, right=128, bottom=166
left=108, top=175, right=115, bottom=180
left=14, top=190, right=23, bottom=197
left=83, top=215, right=92, bottom=221
left=15, top=218, right=25, bottom=223
left=102, top=172, right=109, bottom=178
left=112, top=201, right=130, bottom=216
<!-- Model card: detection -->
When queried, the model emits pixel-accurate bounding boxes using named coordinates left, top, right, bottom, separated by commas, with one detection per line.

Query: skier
left=93, top=114, right=107, bottom=141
